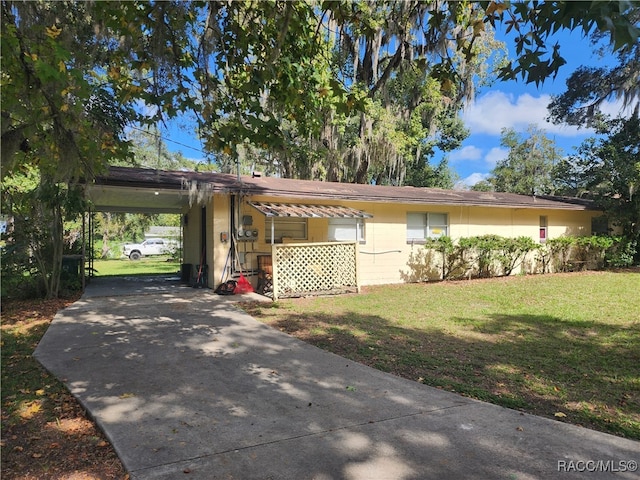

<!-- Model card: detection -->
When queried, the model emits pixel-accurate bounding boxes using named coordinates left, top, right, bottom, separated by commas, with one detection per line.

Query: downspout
left=271, top=217, right=275, bottom=246
left=235, top=147, right=242, bottom=276
left=230, top=195, right=236, bottom=274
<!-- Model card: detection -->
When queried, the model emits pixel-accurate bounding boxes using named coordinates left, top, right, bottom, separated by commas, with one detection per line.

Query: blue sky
left=443, top=28, right=624, bottom=188
left=161, top=27, right=628, bottom=188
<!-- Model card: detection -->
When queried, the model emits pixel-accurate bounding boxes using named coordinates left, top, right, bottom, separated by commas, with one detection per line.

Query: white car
left=123, top=238, right=177, bottom=260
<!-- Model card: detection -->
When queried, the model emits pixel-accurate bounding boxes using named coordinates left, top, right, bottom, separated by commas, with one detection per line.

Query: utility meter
left=237, top=229, right=259, bottom=241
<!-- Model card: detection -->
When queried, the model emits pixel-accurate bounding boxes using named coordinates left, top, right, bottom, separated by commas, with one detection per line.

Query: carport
left=84, top=167, right=260, bottom=291
left=84, top=167, right=375, bottom=298
left=83, top=169, right=193, bottom=283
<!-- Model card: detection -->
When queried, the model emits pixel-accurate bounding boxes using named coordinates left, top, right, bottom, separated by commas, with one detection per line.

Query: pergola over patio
left=247, top=202, right=373, bottom=300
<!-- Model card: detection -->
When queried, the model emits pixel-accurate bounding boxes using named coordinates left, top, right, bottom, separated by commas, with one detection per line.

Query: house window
left=539, top=216, right=548, bottom=243
left=591, top=216, right=608, bottom=235
left=328, top=218, right=365, bottom=243
left=265, top=217, right=307, bottom=243
left=407, top=212, right=448, bottom=242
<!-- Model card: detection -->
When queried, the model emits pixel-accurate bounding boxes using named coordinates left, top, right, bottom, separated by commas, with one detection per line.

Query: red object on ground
left=235, top=274, right=254, bottom=294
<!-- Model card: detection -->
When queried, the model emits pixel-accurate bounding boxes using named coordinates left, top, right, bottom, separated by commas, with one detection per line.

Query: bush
left=421, top=235, right=536, bottom=280
left=574, top=235, right=615, bottom=270
left=496, top=236, right=538, bottom=276
left=463, top=235, right=501, bottom=278
left=546, top=236, right=575, bottom=272
left=0, top=243, right=44, bottom=300
left=423, top=236, right=460, bottom=280
left=545, top=235, right=635, bottom=272
left=416, top=234, right=634, bottom=282
left=605, top=237, right=638, bottom=268
left=454, top=235, right=536, bottom=278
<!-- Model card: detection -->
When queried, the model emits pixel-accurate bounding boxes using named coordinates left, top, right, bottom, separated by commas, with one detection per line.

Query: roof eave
left=92, top=167, right=598, bottom=212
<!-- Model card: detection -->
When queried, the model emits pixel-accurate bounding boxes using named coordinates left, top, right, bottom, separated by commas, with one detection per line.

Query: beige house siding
left=87, top=167, right=602, bottom=291
left=182, top=206, right=201, bottom=270
left=352, top=204, right=596, bottom=286
left=211, top=194, right=230, bottom=287
left=182, top=194, right=230, bottom=288
left=547, top=209, right=595, bottom=238
left=358, top=203, right=416, bottom=285
left=221, top=195, right=600, bottom=288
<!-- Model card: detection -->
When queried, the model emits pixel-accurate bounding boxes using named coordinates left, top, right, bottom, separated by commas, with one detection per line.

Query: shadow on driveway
left=34, top=277, right=640, bottom=479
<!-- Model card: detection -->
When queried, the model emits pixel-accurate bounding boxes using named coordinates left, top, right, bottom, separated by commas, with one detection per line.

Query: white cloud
left=449, top=145, right=483, bottom=163
left=455, top=172, right=490, bottom=189
left=463, top=91, right=588, bottom=137
left=599, top=97, right=638, bottom=119
left=484, top=147, right=508, bottom=168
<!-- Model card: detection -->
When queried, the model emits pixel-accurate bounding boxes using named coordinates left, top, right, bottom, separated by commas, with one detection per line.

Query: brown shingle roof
left=95, top=166, right=595, bottom=211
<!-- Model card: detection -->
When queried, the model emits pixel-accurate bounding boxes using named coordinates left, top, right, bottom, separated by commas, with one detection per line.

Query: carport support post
left=81, top=212, right=86, bottom=290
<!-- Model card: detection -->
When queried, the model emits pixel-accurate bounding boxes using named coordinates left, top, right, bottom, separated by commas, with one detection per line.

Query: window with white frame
left=328, top=218, right=365, bottom=243
left=407, top=212, right=448, bottom=242
left=265, top=217, right=307, bottom=243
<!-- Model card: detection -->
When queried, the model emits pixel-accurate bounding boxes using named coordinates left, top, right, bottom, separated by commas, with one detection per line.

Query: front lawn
left=243, top=270, right=640, bottom=439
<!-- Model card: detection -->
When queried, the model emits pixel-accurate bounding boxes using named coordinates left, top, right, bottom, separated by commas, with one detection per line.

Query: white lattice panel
left=272, top=242, right=359, bottom=300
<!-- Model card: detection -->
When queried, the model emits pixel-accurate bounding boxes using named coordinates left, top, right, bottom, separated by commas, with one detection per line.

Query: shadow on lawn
left=33, top=290, right=640, bottom=480
left=259, top=308, right=640, bottom=439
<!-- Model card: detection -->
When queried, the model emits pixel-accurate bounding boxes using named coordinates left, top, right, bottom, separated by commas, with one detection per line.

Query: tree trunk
left=48, top=201, right=64, bottom=299
left=30, top=186, right=64, bottom=299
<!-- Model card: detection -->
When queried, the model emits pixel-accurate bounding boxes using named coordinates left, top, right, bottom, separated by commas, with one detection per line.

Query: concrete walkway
left=34, top=276, right=639, bottom=479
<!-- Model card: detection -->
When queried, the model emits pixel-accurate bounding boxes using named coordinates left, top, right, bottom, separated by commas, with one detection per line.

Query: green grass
left=243, top=270, right=640, bottom=439
left=92, top=257, right=181, bottom=277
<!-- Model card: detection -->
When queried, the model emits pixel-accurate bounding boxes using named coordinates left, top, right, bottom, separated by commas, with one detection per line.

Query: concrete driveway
left=34, top=276, right=639, bottom=479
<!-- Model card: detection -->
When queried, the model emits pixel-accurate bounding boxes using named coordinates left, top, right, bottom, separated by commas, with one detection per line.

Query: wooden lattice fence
left=271, top=242, right=360, bottom=300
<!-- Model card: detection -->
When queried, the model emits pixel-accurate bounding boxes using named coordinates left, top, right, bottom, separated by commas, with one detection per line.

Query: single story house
left=86, top=166, right=601, bottom=299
